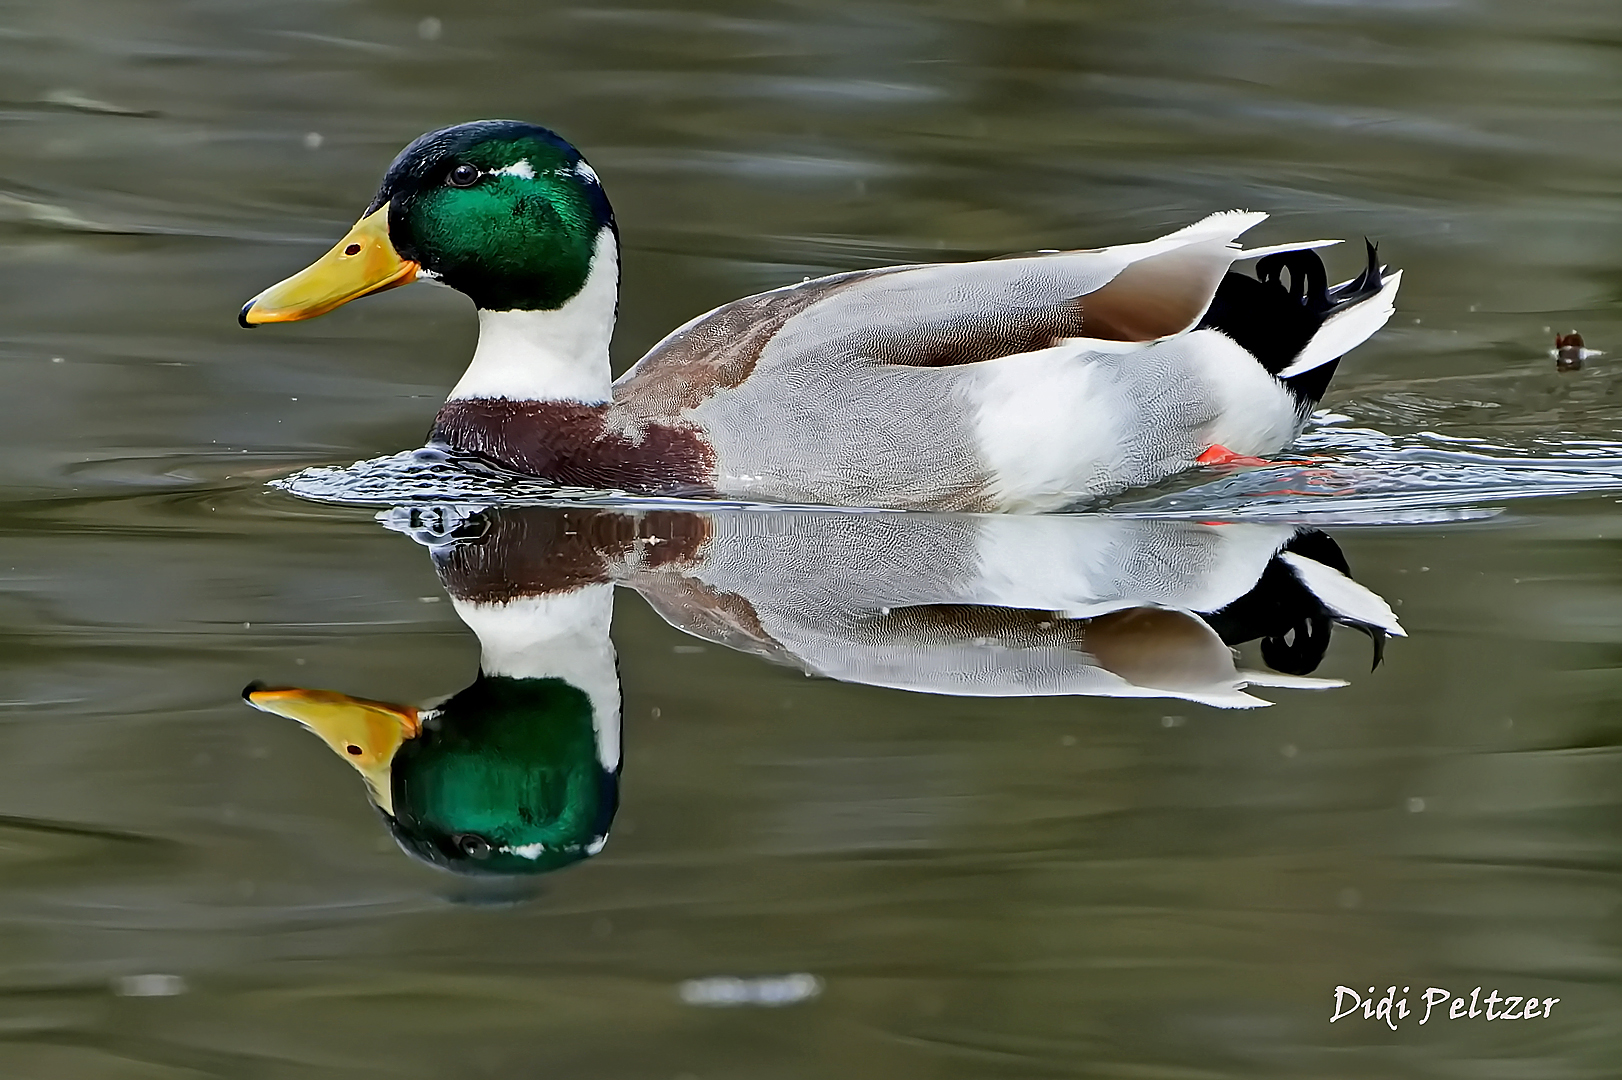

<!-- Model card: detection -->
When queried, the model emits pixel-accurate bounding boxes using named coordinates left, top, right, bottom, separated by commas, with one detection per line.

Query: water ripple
left=273, top=424, right=1622, bottom=522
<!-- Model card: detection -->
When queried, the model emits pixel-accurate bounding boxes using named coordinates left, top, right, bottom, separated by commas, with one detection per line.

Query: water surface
left=1, top=0, right=1621, bottom=1076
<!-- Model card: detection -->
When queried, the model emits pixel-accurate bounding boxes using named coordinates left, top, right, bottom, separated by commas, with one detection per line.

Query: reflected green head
left=386, top=675, right=618, bottom=875
left=370, top=120, right=616, bottom=311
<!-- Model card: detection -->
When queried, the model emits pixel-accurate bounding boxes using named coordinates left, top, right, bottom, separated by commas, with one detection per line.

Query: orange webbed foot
left=1196, top=444, right=1276, bottom=468
left=1195, top=445, right=1319, bottom=468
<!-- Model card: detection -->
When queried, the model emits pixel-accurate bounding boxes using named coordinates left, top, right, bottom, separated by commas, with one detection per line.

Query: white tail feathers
left=1276, top=269, right=1403, bottom=380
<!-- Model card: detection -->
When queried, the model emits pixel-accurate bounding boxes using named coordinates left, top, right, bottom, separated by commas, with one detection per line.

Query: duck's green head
left=245, top=673, right=618, bottom=875
left=240, top=120, right=616, bottom=325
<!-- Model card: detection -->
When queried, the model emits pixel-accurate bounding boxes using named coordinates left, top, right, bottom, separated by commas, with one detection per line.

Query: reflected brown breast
left=435, top=508, right=712, bottom=601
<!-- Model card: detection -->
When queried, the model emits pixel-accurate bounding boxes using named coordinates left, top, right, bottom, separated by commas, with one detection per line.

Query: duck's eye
left=345, top=744, right=363, bottom=756
left=455, top=834, right=492, bottom=858
left=447, top=163, right=480, bottom=188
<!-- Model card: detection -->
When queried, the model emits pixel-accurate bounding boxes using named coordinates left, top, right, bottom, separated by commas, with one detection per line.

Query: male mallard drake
left=241, top=120, right=1401, bottom=512
left=243, top=504, right=1403, bottom=874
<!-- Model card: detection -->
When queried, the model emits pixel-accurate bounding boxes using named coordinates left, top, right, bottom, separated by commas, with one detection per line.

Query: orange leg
left=1196, top=444, right=1276, bottom=468
left=1196, top=444, right=1322, bottom=469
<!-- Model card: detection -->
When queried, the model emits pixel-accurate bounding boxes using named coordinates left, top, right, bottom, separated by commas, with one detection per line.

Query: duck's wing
left=783, top=604, right=1295, bottom=708
left=630, top=577, right=1282, bottom=708
left=613, top=210, right=1271, bottom=414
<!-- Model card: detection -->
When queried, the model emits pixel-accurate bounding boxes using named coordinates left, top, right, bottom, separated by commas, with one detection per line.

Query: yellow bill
left=239, top=202, right=418, bottom=327
left=243, top=683, right=422, bottom=815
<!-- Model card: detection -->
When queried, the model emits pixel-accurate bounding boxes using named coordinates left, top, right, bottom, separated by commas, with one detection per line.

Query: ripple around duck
left=1109, top=422, right=1622, bottom=520
left=270, top=422, right=1622, bottom=524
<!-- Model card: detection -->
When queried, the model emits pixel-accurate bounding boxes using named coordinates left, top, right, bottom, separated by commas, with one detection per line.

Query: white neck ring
left=446, top=228, right=619, bottom=405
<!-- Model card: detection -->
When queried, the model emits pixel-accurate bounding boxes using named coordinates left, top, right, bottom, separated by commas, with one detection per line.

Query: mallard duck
left=240, top=120, right=1401, bottom=511
left=243, top=505, right=1403, bottom=877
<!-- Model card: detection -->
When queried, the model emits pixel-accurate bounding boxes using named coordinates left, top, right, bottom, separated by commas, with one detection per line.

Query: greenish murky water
left=1, top=1, right=1621, bottom=1076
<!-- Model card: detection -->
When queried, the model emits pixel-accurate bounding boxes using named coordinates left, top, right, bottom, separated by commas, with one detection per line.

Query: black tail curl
left=1197, top=240, right=1385, bottom=408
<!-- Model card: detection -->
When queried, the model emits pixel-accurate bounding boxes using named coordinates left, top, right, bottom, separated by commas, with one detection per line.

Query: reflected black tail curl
left=1197, top=239, right=1385, bottom=407
left=1198, top=529, right=1390, bottom=675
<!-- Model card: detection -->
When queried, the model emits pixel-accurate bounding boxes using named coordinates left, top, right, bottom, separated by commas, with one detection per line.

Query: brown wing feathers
left=618, top=242, right=1233, bottom=402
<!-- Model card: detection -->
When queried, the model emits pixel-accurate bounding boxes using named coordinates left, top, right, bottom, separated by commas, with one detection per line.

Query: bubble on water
left=418, top=16, right=442, bottom=40
left=303, top=132, right=323, bottom=150
left=114, top=974, right=186, bottom=997
left=679, top=973, right=822, bottom=1007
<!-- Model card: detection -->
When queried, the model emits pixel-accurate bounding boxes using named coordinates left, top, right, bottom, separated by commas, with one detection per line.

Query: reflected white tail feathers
left=1240, top=670, right=1350, bottom=690
left=1279, top=551, right=1406, bottom=636
left=1188, top=689, right=1273, bottom=709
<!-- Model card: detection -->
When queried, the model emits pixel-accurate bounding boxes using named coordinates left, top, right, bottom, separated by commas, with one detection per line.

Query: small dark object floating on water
left=1555, top=331, right=1590, bottom=372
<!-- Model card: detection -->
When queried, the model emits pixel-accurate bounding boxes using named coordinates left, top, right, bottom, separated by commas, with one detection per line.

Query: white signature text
left=1332, top=985, right=1559, bottom=1029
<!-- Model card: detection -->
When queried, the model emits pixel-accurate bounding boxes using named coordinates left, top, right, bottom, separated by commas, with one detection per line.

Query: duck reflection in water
left=245, top=507, right=1403, bottom=874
